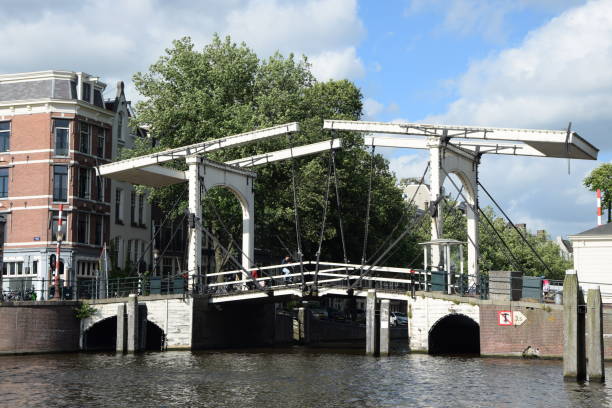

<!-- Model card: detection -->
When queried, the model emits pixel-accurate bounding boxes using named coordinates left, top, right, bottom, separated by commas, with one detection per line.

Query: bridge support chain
left=563, top=271, right=586, bottom=381
left=366, top=289, right=379, bottom=355
left=127, top=294, right=140, bottom=353
left=587, top=288, right=605, bottom=382
left=116, top=303, right=127, bottom=352
left=379, top=299, right=390, bottom=356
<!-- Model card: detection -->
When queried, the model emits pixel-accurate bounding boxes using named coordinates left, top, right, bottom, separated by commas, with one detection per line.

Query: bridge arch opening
left=84, top=316, right=117, bottom=351
left=203, top=185, right=250, bottom=275
left=145, top=321, right=165, bottom=351
left=428, top=313, right=480, bottom=355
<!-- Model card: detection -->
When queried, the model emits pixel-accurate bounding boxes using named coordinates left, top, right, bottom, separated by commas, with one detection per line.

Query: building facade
left=105, top=83, right=152, bottom=275
left=0, top=71, right=155, bottom=297
left=0, top=71, right=114, bottom=295
left=568, top=222, right=612, bottom=302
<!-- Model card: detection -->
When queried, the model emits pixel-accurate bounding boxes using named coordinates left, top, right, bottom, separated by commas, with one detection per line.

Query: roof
left=570, top=222, right=612, bottom=238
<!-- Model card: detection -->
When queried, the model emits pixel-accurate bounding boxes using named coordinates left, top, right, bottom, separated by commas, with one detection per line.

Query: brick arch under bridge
left=80, top=297, right=195, bottom=350
left=407, top=295, right=480, bottom=353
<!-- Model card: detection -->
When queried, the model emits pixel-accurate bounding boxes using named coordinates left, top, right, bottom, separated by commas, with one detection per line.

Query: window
left=126, top=240, right=133, bottom=265
left=53, top=119, right=70, bottom=156
left=82, top=83, right=91, bottom=102
left=53, top=165, right=68, bottom=202
left=94, top=215, right=103, bottom=246
left=77, top=213, right=89, bottom=243
left=130, top=191, right=136, bottom=225
left=79, top=123, right=90, bottom=154
left=96, top=176, right=104, bottom=201
left=78, top=167, right=90, bottom=199
left=97, top=128, right=105, bottom=157
left=2, top=261, right=24, bottom=276
left=0, top=121, right=10, bottom=152
left=0, top=168, right=8, bottom=198
left=50, top=211, right=68, bottom=241
left=115, top=188, right=123, bottom=224
left=93, top=89, right=103, bottom=107
left=138, top=194, right=144, bottom=225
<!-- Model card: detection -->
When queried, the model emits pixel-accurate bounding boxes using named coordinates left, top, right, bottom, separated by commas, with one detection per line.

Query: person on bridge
left=281, top=256, right=292, bottom=285
left=250, top=268, right=260, bottom=289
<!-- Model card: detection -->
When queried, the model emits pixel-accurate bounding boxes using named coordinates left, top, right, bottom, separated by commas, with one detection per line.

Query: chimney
left=516, top=223, right=527, bottom=231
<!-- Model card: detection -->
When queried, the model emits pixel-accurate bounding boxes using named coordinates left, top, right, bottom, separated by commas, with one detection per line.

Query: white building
left=105, top=82, right=152, bottom=274
left=568, top=222, right=612, bottom=302
left=401, top=183, right=431, bottom=211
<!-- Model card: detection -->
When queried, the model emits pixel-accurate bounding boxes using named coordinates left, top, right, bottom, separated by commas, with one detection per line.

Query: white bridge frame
left=98, top=118, right=597, bottom=290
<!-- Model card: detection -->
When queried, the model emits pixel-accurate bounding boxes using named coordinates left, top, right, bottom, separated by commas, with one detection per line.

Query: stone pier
left=379, top=299, right=390, bottom=356
left=563, top=272, right=586, bottom=381
left=127, top=294, right=139, bottom=352
left=116, top=304, right=126, bottom=352
left=587, top=288, right=605, bottom=382
left=366, top=290, right=378, bottom=355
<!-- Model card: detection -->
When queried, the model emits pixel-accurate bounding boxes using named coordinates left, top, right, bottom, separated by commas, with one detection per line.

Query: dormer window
left=82, top=82, right=91, bottom=102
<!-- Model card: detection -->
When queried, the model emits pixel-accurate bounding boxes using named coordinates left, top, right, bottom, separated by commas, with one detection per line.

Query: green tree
left=441, top=203, right=571, bottom=279
left=584, top=163, right=612, bottom=224
left=131, top=35, right=415, bottom=270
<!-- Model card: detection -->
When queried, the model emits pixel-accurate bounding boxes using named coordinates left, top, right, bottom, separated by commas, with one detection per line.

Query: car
left=390, top=311, right=408, bottom=327
left=309, top=308, right=328, bottom=319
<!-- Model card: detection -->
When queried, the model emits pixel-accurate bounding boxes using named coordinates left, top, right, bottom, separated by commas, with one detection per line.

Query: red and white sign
left=498, top=311, right=513, bottom=326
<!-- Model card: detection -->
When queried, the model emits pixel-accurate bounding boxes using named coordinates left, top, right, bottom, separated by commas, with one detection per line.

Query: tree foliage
left=131, top=35, right=416, bottom=269
left=440, top=202, right=571, bottom=280
left=584, top=162, right=612, bottom=223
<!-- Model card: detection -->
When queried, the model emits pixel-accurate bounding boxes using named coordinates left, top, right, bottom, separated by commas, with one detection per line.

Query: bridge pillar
left=116, top=304, right=126, bottom=352
left=587, top=288, right=605, bottom=382
left=127, top=294, right=139, bottom=352
left=379, top=299, right=390, bottom=356
left=186, top=156, right=203, bottom=290
left=366, top=289, right=379, bottom=355
left=563, top=271, right=586, bottom=381
left=296, top=307, right=310, bottom=344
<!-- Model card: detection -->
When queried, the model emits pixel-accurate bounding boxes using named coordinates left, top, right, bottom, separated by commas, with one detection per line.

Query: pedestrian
left=250, top=268, right=259, bottom=289
left=281, top=256, right=292, bottom=284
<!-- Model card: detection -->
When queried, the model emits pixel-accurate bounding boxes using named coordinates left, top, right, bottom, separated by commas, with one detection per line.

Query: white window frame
left=97, top=127, right=106, bottom=158
left=80, top=122, right=91, bottom=154
left=52, top=165, right=69, bottom=203
left=53, top=119, right=70, bottom=157
left=78, top=167, right=91, bottom=199
left=0, top=121, right=10, bottom=152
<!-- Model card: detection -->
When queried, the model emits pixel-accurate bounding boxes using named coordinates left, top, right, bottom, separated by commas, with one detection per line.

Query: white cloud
left=426, top=0, right=612, bottom=151
left=406, top=0, right=586, bottom=42
left=363, top=98, right=384, bottom=119
left=396, top=0, right=612, bottom=238
left=388, top=152, right=429, bottom=181
left=0, top=0, right=365, bottom=99
left=224, top=0, right=364, bottom=56
left=309, top=47, right=365, bottom=82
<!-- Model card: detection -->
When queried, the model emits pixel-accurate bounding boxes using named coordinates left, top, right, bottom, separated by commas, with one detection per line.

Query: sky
left=1, top=0, right=610, bottom=239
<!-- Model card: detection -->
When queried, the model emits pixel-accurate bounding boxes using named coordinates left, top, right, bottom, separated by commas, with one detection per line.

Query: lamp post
left=153, top=248, right=160, bottom=277
left=53, top=204, right=64, bottom=300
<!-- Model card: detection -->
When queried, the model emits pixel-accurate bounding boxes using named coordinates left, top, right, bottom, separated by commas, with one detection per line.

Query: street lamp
left=153, top=248, right=160, bottom=277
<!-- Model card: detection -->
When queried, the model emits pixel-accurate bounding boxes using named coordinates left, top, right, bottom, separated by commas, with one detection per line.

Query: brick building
left=0, top=70, right=124, bottom=296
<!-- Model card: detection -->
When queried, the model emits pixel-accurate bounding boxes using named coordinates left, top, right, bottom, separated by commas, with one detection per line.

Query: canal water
left=0, top=347, right=610, bottom=408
